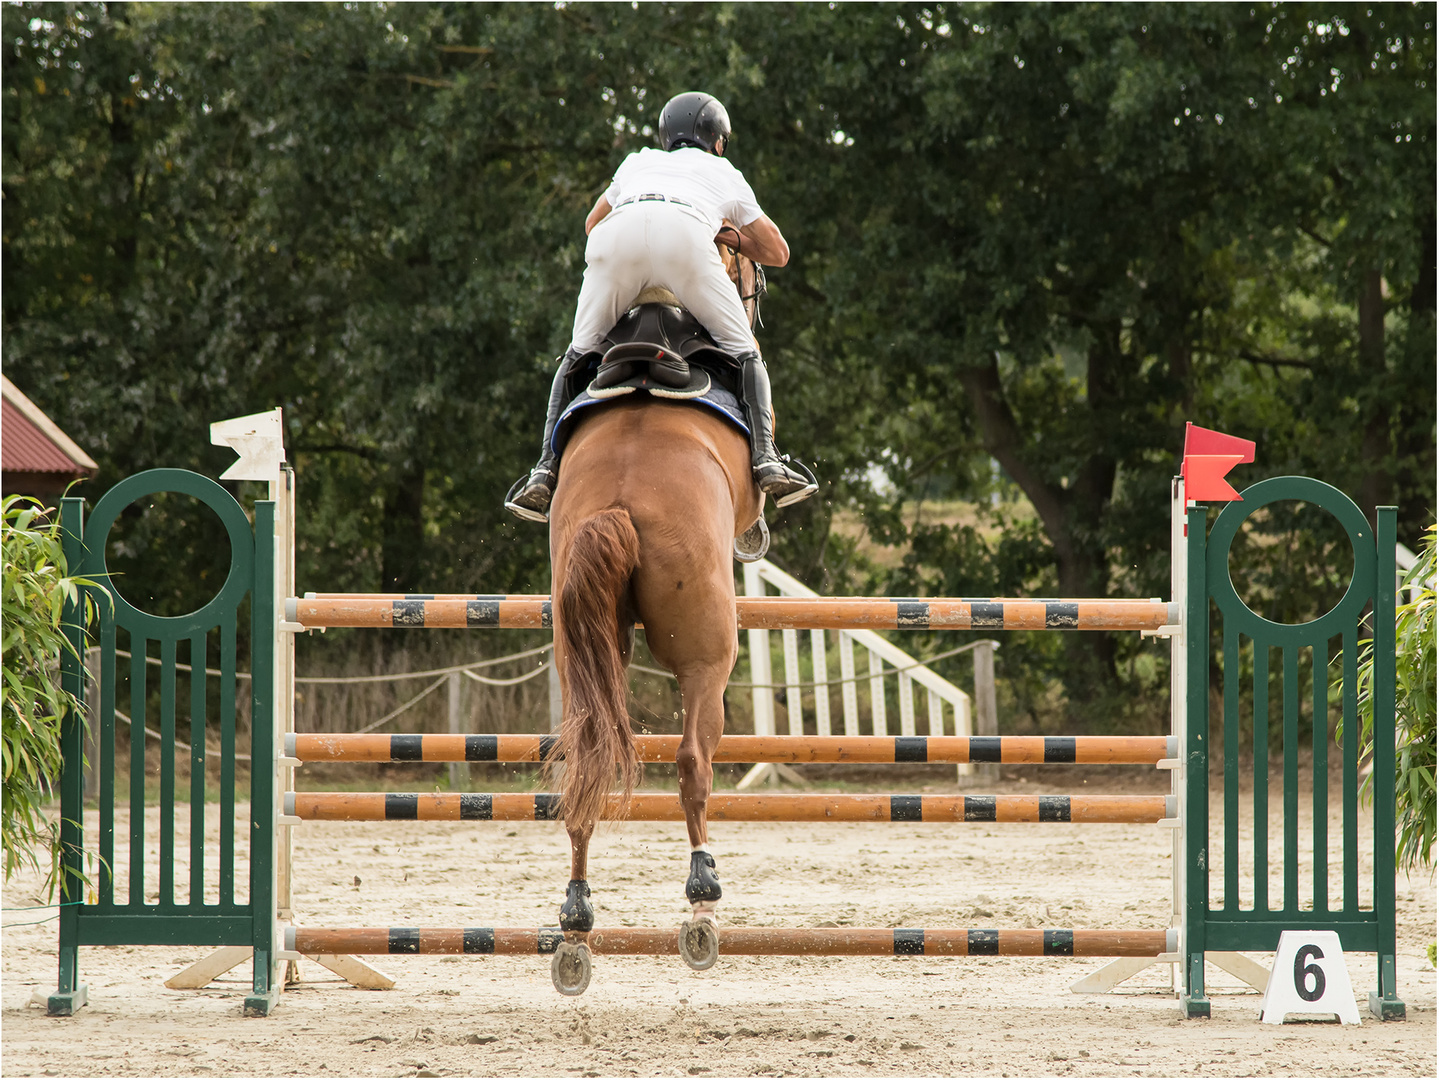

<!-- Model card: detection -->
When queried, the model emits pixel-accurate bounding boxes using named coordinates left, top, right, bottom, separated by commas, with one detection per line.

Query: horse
left=545, top=390, right=763, bottom=993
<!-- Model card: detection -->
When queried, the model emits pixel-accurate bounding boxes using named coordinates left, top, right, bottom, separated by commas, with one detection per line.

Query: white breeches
left=569, top=201, right=757, bottom=358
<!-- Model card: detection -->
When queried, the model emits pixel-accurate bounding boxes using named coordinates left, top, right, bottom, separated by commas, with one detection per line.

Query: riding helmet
left=658, top=92, right=732, bottom=155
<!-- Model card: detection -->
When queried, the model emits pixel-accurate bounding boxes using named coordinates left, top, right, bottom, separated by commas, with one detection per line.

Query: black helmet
left=658, top=92, right=732, bottom=155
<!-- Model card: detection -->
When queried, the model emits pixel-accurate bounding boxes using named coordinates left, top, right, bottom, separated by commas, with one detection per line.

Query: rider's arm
left=584, top=195, right=613, bottom=236
left=733, top=214, right=789, bottom=267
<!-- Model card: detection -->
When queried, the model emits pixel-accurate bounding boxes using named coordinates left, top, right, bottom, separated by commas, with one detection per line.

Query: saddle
left=568, top=288, right=741, bottom=402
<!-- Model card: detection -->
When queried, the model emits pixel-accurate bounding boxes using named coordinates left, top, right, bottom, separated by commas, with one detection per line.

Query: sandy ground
left=3, top=768, right=1434, bottom=1079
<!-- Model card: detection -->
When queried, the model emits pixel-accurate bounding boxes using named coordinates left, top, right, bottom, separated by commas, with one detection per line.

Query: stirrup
left=754, top=456, right=818, bottom=508
left=733, top=517, right=769, bottom=562
left=503, top=468, right=556, bottom=523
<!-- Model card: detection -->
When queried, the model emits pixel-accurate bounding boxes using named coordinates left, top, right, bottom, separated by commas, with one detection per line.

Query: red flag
left=1181, top=423, right=1254, bottom=502
left=1183, top=422, right=1255, bottom=462
left=1182, top=454, right=1246, bottom=502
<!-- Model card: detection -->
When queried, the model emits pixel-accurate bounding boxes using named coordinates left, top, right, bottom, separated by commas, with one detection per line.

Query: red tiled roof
left=2, top=377, right=97, bottom=475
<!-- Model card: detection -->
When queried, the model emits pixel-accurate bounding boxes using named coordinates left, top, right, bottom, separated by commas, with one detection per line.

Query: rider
left=505, top=91, right=817, bottom=522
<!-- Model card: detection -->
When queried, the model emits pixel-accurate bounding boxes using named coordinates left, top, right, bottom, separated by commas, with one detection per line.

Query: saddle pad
left=588, top=364, right=711, bottom=400
left=551, top=378, right=749, bottom=457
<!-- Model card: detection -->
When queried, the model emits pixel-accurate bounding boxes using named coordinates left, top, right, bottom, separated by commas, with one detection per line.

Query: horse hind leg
left=560, top=821, right=596, bottom=932
left=672, top=669, right=727, bottom=971
left=627, top=512, right=736, bottom=973
left=552, top=822, right=596, bottom=996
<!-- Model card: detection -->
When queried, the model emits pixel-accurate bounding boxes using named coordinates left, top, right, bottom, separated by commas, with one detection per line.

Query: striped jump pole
left=284, top=594, right=1176, bottom=632
left=286, top=733, right=1178, bottom=765
left=284, top=791, right=1175, bottom=824
left=286, top=925, right=1176, bottom=958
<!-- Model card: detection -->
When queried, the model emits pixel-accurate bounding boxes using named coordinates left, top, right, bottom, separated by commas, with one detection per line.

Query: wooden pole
left=288, top=595, right=1176, bottom=633
left=286, top=790, right=1172, bottom=824
left=289, top=925, right=1172, bottom=958
left=286, top=732, right=1174, bottom=765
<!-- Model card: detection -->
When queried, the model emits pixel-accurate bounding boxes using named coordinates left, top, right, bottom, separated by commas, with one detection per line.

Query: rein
left=717, top=226, right=767, bottom=331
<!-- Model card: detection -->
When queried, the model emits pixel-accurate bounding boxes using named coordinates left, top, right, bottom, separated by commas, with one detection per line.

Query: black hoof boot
left=685, top=852, right=722, bottom=904
left=559, top=879, right=594, bottom=933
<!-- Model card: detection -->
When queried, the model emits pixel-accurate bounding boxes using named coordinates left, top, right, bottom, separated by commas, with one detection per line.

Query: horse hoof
left=551, top=942, right=592, bottom=996
left=678, top=919, right=719, bottom=972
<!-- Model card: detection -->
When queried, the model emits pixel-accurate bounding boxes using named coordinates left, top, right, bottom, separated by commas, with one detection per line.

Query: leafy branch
left=1, top=494, right=105, bottom=891
left=1340, top=524, right=1436, bottom=872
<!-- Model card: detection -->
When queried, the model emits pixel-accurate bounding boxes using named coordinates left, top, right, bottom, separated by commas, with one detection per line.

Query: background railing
left=739, top=559, right=999, bottom=787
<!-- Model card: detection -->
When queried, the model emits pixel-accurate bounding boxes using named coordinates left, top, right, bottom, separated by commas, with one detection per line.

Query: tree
left=4, top=3, right=700, bottom=610
left=5, top=3, right=1433, bottom=727
left=716, top=3, right=1435, bottom=717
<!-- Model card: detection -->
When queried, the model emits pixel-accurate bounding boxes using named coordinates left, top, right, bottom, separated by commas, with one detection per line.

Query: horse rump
left=554, top=507, right=642, bottom=831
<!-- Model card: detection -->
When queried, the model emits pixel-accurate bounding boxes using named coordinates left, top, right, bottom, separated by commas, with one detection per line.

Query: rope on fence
left=631, top=638, right=1001, bottom=690
left=348, top=676, right=450, bottom=736
left=90, top=650, right=554, bottom=743
left=461, top=662, right=552, bottom=687
left=95, top=643, right=554, bottom=684
left=87, top=637, right=997, bottom=737
left=298, top=645, right=553, bottom=685
left=94, top=638, right=997, bottom=692
left=110, top=708, right=252, bottom=762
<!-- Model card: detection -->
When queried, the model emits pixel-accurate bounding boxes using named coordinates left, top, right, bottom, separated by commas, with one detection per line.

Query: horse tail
left=556, top=507, right=641, bottom=832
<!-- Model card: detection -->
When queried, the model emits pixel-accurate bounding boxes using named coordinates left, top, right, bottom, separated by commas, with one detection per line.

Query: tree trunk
left=1356, top=267, right=1392, bottom=521
left=1398, top=218, right=1437, bottom=536
left=103, top=3, right=139, bottom=275
left=960, top=348, right=1120, bottom=710
left=1167, top=339, right=1193, bottom=417
left=381, top=464, right=426, bottom=594
left=1064, top=322, right=1124, bottom=702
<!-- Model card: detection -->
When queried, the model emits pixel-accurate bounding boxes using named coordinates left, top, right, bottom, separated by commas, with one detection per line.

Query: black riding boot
left=504, top=356, right=575, bottom=523
left=738, top=354, right=818, bottom=508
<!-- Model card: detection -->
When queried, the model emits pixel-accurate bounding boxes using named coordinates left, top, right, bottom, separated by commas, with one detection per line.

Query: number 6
left=1293, top=943, right=1326, bottom=1002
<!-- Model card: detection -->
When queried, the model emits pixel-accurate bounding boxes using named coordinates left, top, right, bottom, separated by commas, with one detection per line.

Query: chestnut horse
left=547, top=392, right=762, bottom=993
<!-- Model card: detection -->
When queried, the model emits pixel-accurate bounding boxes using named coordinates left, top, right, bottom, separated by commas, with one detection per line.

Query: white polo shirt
left=603, top=147, right=764, bottom=234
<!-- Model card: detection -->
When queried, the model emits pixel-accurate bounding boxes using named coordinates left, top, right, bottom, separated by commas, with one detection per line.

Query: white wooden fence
left=738, top=560, right=999, bottom=787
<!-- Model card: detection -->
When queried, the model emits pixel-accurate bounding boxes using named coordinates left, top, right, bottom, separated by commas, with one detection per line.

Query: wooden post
left=447, top=672, right=465, bottom=789
left=972, top=641, right=999, bottom=782
left=738, top=562, right=777, bottom=789
left=547, top=643, right=564, bottom=789
left=548, top=646, right=562, bottom=733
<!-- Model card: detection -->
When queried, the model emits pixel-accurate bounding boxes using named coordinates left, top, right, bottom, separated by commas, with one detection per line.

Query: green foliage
left=0, top=495, right=97, bottom=886
left=3, top=3, right=1434, bottom=728
left=1343, top=524, right=1436, bottom=872
left=1349, top=526, right=1436, bottom=872
left=722, top=2, right=1435, bottom=714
